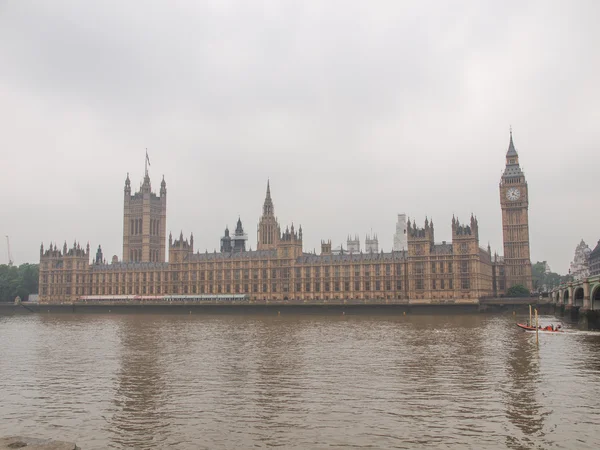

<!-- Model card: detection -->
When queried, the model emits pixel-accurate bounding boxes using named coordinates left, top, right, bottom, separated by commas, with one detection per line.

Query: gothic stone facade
left=39, top=134, right=531, bottom=303
left=38, top=218, right=493, bottom=304
left=499, top=131, right=533, bottom=291
left=122, top=170, right=167, bottom=263
left=38, top=185, right=494, bottom=303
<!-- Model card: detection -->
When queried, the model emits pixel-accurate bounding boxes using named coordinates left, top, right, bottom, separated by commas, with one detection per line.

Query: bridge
left=549, top=275, right=600, bottom=328
left=550, top=274, right=600, bottom=310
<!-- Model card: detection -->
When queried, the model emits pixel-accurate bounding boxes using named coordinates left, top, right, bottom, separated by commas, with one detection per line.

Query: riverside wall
left=1, top=297, right=553, bottom=316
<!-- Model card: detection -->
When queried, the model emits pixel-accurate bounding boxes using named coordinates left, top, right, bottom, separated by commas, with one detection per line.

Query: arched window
left=131, top=220, right=134, bottom=235
left=138, top=219, right=142, bottom=235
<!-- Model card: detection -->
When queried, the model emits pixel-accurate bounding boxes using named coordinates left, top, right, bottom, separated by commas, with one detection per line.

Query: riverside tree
left=0, top=264, right=39, bottom=302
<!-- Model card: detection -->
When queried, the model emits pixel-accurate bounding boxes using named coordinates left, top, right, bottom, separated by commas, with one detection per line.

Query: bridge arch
left=592, top=284, right=600, bottom=310
left=573, top=287, right=584, bottom=307
left=563, top=289, right=570, bottom=304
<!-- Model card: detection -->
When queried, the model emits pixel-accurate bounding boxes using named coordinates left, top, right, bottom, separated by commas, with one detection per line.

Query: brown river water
left=1, top=311, right=599, bottom=449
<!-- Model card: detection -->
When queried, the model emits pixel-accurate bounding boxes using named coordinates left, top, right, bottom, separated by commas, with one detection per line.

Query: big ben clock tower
left=500, top=131, right=533, bottom=291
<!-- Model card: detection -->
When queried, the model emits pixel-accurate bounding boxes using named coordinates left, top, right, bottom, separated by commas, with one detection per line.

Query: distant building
left=569, top=239, right=591, bottom=280
left=393, top=214, right=407, bottom=251
left=347, top=235, right=360, bottom=253
left=589, top=240, right=600, bottom=277
left=365, top=234, right=378, bottom=253
left=332, top=244, right=346, bottom=256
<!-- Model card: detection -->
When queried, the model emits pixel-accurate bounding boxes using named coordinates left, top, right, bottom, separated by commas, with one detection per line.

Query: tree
left=531, top=260, right=571, bottom=291
left=0, top=264, right=39, bottom=302
left=506, top=284, right=530, bottom=297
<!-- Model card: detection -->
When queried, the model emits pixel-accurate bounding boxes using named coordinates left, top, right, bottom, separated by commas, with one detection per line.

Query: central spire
left=263, top=180, right=274, bottom=216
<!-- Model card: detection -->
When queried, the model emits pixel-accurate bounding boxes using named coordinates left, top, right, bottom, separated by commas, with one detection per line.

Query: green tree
left=506, top=284, right=530, bottom=297
left=531, top=261, right=546, bottom=291
left=0, top=264, right=39, bottom=302
left=530, top=260, right=571, bottom=291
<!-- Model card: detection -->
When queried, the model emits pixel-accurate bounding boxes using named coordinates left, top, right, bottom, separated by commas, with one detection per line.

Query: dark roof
left=503, top=133, right=524, bottom=178
left=297, top=251, right=407, bottom=264
left=432, top=243, right=453, bottom=255
left=92, top=262, right=169, bottom=271
left=506, top=131, right=518, bottom=157
left=590, top=240, right=600, bottom=259
left=191, top=249, right=277, bottom=261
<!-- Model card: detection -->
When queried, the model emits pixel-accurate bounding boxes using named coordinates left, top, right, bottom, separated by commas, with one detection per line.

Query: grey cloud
left=1, top=0, right=599, bottom=273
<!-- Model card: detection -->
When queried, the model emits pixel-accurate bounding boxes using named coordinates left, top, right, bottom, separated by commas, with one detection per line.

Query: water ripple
left=1, top=313, right=600, bottom=449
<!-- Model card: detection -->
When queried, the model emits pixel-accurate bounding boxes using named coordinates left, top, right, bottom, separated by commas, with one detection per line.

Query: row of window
left=44, top=276, right=475, bottom=297
left=44, top=268, right=469, bottom=285
left=129, top=249, right=161, bottom=262
left=129, top=218, right=161, bottom=236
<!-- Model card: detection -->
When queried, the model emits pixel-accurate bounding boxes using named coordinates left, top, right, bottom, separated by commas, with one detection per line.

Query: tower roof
left=263, top=180, right=274, bottom=215
left=590, top=240, right=600, bottom=259
left=506, top=129, right=518, bottom=157
left=503, top=130, right=523, bottom=178
left=235, top=217, right=244, bottom=234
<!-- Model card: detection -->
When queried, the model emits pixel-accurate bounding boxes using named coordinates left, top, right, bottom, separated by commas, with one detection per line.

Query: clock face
left=506, top=187, right=521, bottom=201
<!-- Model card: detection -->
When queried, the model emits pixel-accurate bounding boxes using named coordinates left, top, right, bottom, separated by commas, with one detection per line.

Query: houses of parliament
left=38, top=133, right=533, bottom=303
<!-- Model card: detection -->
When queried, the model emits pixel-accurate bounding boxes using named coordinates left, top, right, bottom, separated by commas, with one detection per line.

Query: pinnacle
left=506, top=129, right=518, bottom=157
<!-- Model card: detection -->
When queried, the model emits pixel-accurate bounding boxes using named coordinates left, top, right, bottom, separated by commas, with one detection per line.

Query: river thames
left=1, top=311, right=599, bottom=449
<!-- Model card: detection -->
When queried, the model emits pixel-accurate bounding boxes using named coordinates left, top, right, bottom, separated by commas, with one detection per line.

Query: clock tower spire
left=499, top=130, right=532, bottom=291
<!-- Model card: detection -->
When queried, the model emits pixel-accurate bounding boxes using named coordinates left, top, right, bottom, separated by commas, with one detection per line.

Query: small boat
left=516, top=323, right=564, bottom=333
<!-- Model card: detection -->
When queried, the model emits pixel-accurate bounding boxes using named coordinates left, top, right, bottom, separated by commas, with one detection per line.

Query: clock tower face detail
left=499, top=131, right=533, bottom=291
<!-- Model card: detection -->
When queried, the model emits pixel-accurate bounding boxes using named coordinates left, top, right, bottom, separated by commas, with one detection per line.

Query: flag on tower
left=146, top=149, right=151, bottom=167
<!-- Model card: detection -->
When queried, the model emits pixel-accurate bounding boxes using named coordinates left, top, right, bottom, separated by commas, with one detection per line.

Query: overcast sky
left=1, top=0, right=599, bottom=274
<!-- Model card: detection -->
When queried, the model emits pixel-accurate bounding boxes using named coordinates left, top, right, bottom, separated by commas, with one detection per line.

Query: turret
left=169, top=231, right=194, bottom=263
left=407, top=217, right=435, bottom=256
left=231, top=217, right=248, bottom=252
left=452, top=215, right=479, bottom=256
left=95, top=245, right=103, bottom=265
left=124, top=173, right=131, bottom=197
left=221, top=226, right=232, bottom=253
left=160, top=175, right=166, bottom=196
left=257, top=180, right=280, bottom=250
left=452, top=215, right=479, bottom=240
left=263, top=180, right=274, bottom=216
